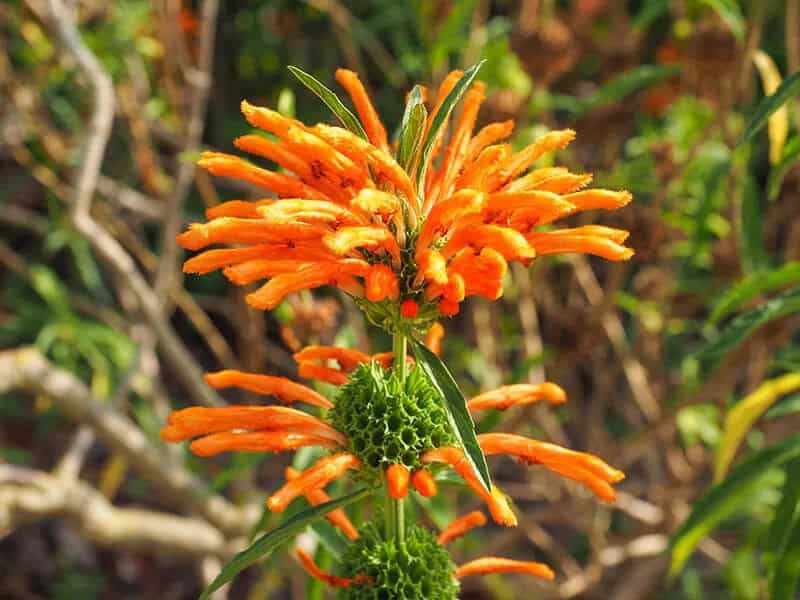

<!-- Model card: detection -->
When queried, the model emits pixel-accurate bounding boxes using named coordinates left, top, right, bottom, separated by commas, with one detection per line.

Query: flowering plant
left=164, top=63, right=632, bottom=598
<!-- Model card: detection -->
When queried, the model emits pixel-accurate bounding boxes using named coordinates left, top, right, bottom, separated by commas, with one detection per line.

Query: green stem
left=388, top=329, right=408, bottom=544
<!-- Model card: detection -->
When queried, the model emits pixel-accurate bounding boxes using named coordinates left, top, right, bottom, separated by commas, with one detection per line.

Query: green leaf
left=695, top=286, right=800, bottom=369
left=287, top=66, right=368, bottom=140
left=416, top=61, right=485, bottom=203
left=768, top=136, right=800, bottom=200
left=769, top=460, right=800, bottom=599
left=699, top=0, right=745, bottom=40
left=397, top=85, right=427, bottom=172
left=631, top=0, right=669, bottom=31
left=309, top=519, right=349, bottom=560
left=739, top=70, right=800, bottom=145
left=200, top=487, right=373, bottom=599
left=738, top=173, right=769, bottom=273
left=410, top=338, right=492, bottom=493
left=709, top=262, right=800, bottom=324
left=670, top=433, right=800, bottom=576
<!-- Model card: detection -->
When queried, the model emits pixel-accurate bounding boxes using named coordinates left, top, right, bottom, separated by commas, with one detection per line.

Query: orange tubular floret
left=484, top=191, right=576, bottom=227
left=298, top=361, right=350, bottom=386
left=411, top=468, right=437, bottom=497
left=454, top=144, right=510, bottom=191
left=296, top=548, right=372, bottom=589
left=351, top=188, right=401, bottom=224
left=223, top=259, right=314, bottom=285
left=447, top=248, right=508, bottom=300
left=336, top=69, right=389, bottom=152
left=267, top=453, right=361, bottom=512
left=234, top=135, right=310, bottom=178
left=204, top=370, right=333, bottom=408
left=544, top=461, right=618, bottom=502
left=503, top=167, right=569, bottom=193
left=438, top=511, right=487, bottom=545
left=285, top=125, right=368, bottom=187
left=286, top=467, right=359, bottom=540
left=293, top=346, right=371, bottom=372
left=525, top=232, right=634, bottom=261
left=189, top=430, right=338, bottom=457
left=422, top=447, right=517, bottom=526
left=160, top=405, right=344, bottom=443
left=442, top=273, right=465, bottom=302
left=365, top=264, right=400, bottom=302
left=485, top=129, right=576, bottom=191
left=240, top=100, right=303, bottom=137
left=422, top=71, right=464, bottom=171
left=468, top=383, right=567, bottom=411
left=418, top=190, right=486, bottom=250
left=563, top=189, right=632, bottom=211
left=464, top=120, right=515, bottom=164
left=415, top=248, right=448, bottom=286
left=424, top=323, right=445, bottom=356
left=198, top=152, right=329, bottom=200
left=386, top=464, right=410, bottom=499
left=177, top=217, right=328, bottom=251
left=257, top=199, right=363, bottom=226
left=442, top=224, right=536, bottom=263
left=526, top=172, right=593, bottom=194
left=438, top=298, right=460, bottom=317
left=245, top=261, right=368, bottom=310
left=324, top=226, right=401, bottom=264
left=455, top=558, right=555, bottom=580
left=206, top=198, right=274, bottom=219
left=183, top=246, right=271, bottom=274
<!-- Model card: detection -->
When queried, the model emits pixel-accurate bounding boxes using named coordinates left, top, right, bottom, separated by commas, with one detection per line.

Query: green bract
left=336, top=523, right=458, bottom=600
left=330, top=362, right=455, bottom=472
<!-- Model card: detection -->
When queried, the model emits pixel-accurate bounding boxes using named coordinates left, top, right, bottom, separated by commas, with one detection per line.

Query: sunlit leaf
left=715, top=373, right=800, bottom=482
left=670, top=433, right=800, bottom=576
left=709, top=262, right=800, bottom=324
left=739, top=70, right=800, bottom=145
left=411, top=338, right=492, bottom=493
left=397, top=85, right=427, bottom=172
left=287, top=66, right=367, bottom=139
left=767, top=136, right=800, bottom=200
left=200, top=487, right=373, bottom=599
left=752, top=50, right=789, bottom=164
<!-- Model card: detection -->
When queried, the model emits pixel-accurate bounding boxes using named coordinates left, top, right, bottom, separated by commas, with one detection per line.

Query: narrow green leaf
left=696, top=286, right=800, bottom=368
left=309, top=519, right=349, bottom=560
left=738, top=173, right=769, bottom=273
left=771, top=517, right=800, bottom=600
left=200, top=487, right=373, bottom=599
left=699, top=0, right=745, bottom=40
left=631, top=0, right=669, bottom=31
left=768, top=136, right=800, bottom=200
left=397, top=85, right=427, bottom=172
left=416, top=61, right=485, bottom=202
left=569, top=64, right=682, bottom=116
left=410, top=338, right=492, bottom=493
left=770, top=460, right=800, bottom=599
left=709, top=262, right=800, bottom=324
left=287, top=66, right=368, bottom=140
left=669, top=433, right=800, bottom=576
left=739, top=70, right=800, bottom=145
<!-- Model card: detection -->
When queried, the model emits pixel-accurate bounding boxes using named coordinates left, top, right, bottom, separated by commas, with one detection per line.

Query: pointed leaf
left=200, top=487, right=373, bottom=599
left=768, top=136, right=800, bottom=200
left=709, top=262, right=800, bottom=324
left=752, top=50, right=789, bottom=164
left=670, top=433, right=800, bottom=576
left=715, top=373, right=800, bottom=482
left=288, top=66, right=368, bottom=139
left=768, top=459, right=800, bottom=599
left=699, top=0, right=745, bottom=40
left=570, top=64, right=682, bottom=116
left=397, top=85, right=427, bottom=172
left=738, top=173, right=769, bottom=273
left=410, top=338, right=492, bottom=493
left=739, top=70, right=800, bottom=145
left=416, top=61, right=485, bottom=201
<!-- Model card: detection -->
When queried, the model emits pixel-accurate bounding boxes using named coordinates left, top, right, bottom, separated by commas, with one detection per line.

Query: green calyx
left=336, top=523, right=459, bottom=600
left=330, top=362, right=455, bottom=473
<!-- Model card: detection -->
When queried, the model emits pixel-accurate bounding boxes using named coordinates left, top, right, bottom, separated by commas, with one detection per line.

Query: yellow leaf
left=752, top=50, right=789, bottom=164
left=99, top=453, right=129, bottom=500
left=715, top=373, right=800, bottom=482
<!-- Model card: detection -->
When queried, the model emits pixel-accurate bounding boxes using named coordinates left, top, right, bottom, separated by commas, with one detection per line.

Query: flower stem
left=388, top=329, right=407, bottom=544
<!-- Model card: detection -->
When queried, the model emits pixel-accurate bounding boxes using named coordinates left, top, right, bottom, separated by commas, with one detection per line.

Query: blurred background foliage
left=2, top=0, right=800, bottom=599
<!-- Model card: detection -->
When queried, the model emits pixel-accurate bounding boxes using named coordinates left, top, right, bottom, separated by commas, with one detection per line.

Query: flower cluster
left=164, top=66, right=632, bottom=597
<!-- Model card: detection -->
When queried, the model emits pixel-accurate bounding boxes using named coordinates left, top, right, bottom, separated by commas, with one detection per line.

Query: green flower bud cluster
left=336, top=523, right=459, bottom=600
left=329, top=361, right=455, bottom=472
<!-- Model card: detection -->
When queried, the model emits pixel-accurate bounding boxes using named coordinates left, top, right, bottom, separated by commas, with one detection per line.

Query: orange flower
left=267, top=453, right=361, bottom=512
left=411, top=468, right=437, bottom=497
left=424, top=323, right=445, bottom=356
left=455, top=557, right=555, bottom=580
left=386, top=464, right=410, bottom=499
left=204, top=370, right=332, bottom=408
left=296, top=548, right=372, bottom=588
left=437, top=511, right=487, bottom=545
left=285, top=467, right=359, bottom=540
left=293, top=346, right=371, bottom=372
left=177, top=68, right=632, bottom=320
left=467, top=383, right=567, bottom=411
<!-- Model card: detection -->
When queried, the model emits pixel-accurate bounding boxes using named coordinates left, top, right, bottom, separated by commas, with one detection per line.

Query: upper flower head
left=178, top=66, right=633, bottom=330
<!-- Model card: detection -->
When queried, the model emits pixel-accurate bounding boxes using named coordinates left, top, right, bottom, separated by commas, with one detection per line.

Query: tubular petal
left=296, top=548, right=372, bottom=588
left=336, top=69, right=389, bottom=152
left=177, top=217, right=327, bottom=251
left=438, top=511, right=487, bottom=545
left=454, top=144, right=510, bottom=191
left=257, top=199, right=363, bottom=226
left=223, top=259, right=315, bottom=285
left=298, top=361, right=350, bottom=386
left=189, top=430, right=338, bottom=456
left=484, top=191, right=576, bottom=227
left=438, top=298, right=460, bottom=316
left=442, top=224, right=536, bottom=263
left=424, top=323, right=445, bottom=356
left=485, top=129, right=576, bottom=191
left=323, top=226, right=401, bottom=263
left=415, top=248, right=448, bottom=285
left=293, top=346, right=371, bottom=372
left=563, top=189, right=632, bottom=211
left=240, top=100, right=302, bottom=137
left=455, top=558, right=555, bottom=580
left=267, top=453, right=361, bottom=512
left=411, top=468, right=438, bottom=497
left=183, top=246, right=272, bottom=274
left=365, top=264, right=400, bottom=302
left=464, top=120, right=515, bottom=165
left=161, top=405, right=343, bottom=443
left=422, top=447, right=517, bottom=526
left=468, top=383, right=567, bottom=411
left=418, top=190, right=486, bottom=250
left=204, top=370, right=333, bottom=408
left=286, top=467, right=359, bottom=540
left=386, top=464, right=411, bottom=499
left=525, top=234, right=634, bottom=261
left=206, top=198, right=273, bottom=219
left=527, top=172, right=593, bottom=194
left=544, top=461, right=618, bottom=502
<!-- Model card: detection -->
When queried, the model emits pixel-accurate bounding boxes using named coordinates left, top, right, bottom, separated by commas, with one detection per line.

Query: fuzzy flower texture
left=164, top=67, right=632, bottom=597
